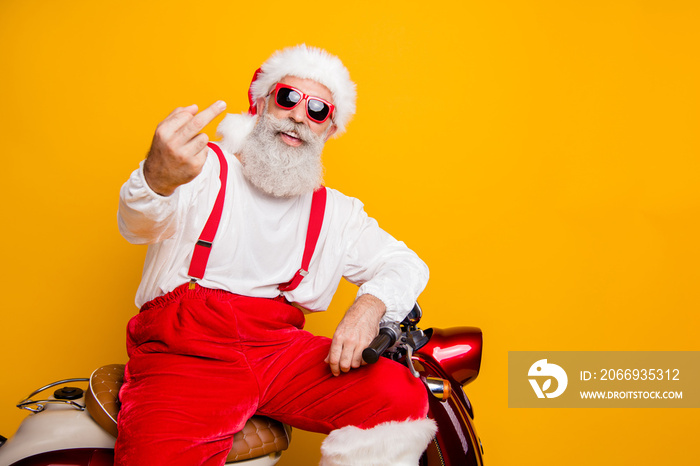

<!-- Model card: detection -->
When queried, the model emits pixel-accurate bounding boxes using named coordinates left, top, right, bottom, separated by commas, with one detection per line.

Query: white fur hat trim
left=251, top=44, right=356, bottom=136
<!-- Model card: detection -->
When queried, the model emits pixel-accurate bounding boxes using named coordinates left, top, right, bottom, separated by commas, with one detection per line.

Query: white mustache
left=267, top=116, right=316, bottom=144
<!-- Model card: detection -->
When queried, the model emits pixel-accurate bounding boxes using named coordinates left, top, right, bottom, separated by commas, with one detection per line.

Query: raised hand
left=143, top=101, right=227, bottom=196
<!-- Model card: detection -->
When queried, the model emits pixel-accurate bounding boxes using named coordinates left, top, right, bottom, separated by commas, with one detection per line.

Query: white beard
left=239, top=113, right=326, bottom=198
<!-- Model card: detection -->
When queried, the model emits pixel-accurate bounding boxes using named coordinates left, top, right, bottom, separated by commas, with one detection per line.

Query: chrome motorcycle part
left=423, top=377, right=452, bottom=401
left=16, top=378, right=89, bottom=413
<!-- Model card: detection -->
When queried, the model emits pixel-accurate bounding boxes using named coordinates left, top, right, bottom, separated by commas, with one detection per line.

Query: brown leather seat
left=84, top=364, right=291, bottom=463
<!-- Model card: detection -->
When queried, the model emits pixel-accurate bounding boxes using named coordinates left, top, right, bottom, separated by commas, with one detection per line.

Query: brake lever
left=404, top=344, right=420, bottom=378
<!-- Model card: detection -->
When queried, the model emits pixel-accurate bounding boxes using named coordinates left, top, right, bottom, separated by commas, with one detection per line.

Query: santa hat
left=217, top=44, right=356, bottom=155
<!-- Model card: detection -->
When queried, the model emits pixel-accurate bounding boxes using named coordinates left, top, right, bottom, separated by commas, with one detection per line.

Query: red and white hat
left=217, top=44, right=357, bottom=154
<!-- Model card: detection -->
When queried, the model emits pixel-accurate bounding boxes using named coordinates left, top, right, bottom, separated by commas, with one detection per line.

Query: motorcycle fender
left=0, top=399, right=115, bottom=465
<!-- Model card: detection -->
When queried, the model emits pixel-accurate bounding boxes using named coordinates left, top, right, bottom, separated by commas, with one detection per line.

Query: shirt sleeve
left=340, top=198, right=429, bottom=323
left=117, top=157, right=212, bottom=245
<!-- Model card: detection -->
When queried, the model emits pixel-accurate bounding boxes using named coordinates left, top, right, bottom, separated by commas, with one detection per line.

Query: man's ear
left=324, top=124, right=338, bottom=141
left=256, top=97, right=266, bottom=116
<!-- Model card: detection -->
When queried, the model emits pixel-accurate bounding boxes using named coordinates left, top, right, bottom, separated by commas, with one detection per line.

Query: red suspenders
left=187, top=142, right=326, bottom=293
left=278, top=186, right=327, bottom=292
left=187, top=142, right=228, bottom=282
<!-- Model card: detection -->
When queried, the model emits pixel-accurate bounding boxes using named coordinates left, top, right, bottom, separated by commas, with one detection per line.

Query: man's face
left=239, top=75, right=339, bottom=198
left=258, top=75, right=338, bottom=143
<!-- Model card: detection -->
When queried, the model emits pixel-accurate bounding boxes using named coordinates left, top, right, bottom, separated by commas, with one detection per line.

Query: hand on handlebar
left=325, top=294, right=385, bottom=376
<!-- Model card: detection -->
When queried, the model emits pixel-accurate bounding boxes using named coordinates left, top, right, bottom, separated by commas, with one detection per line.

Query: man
left=116, top=44, right=435, bottom=465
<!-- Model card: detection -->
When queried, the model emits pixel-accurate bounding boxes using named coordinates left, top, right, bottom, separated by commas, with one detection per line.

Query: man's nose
left=289, top=100, right=308, bottom=123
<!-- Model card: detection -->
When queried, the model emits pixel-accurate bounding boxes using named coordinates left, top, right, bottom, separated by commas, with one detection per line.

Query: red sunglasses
left=270, top=83, right=335, bottom=124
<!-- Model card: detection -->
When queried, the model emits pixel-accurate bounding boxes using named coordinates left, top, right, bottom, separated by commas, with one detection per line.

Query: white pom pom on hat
left=217, top=44, right=356, bottom=155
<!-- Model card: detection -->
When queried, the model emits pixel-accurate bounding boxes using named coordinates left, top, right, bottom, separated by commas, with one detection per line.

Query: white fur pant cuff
left=319, top=418, right=438, bottom=466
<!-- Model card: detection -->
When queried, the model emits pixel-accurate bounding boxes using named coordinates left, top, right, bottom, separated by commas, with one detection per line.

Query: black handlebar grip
left=362, top=332, right=394, bottom=364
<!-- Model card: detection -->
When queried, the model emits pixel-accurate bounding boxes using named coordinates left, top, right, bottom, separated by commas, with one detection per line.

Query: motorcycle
left=0, top=304, right=484, bottom=466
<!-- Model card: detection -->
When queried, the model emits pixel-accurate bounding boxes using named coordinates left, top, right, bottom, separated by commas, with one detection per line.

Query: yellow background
left=1, top=0, right=698, bottom=464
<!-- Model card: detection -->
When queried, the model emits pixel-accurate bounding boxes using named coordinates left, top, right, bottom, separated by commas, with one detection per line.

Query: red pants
left=114, top=284, right=428, bottom=465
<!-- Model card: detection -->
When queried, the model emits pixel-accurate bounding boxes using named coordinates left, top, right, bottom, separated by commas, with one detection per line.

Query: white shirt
left=118, top=145, right=429, bottom=322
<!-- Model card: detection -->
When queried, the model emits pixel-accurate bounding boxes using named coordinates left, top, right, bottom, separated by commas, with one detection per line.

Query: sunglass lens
left=276, top=87, right=301, bottom=108
left=307, top=99, right=330, bottom=122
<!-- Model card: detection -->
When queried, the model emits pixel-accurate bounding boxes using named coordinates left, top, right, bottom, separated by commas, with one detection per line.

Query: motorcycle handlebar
left=362, top=332, right=395, bottom=364
left=362, top=322, right=402, bottom=364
